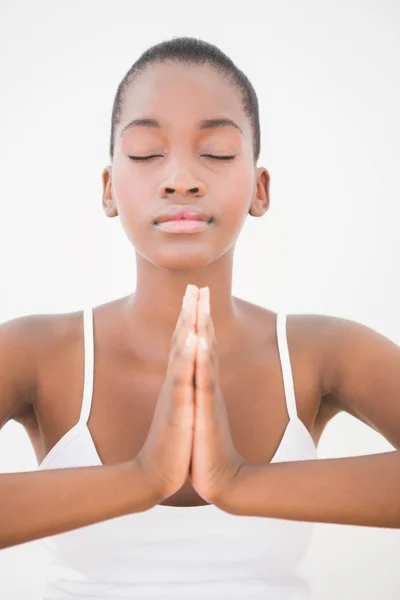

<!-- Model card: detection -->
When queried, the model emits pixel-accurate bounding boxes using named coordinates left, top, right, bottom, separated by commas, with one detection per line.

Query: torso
left=16, top=296, right=341, bottom=507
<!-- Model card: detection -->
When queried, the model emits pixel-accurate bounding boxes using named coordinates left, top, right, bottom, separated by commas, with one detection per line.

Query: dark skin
left=102, top=62, right=270, bottom=363
left=8, top=62, right=400, bottom=526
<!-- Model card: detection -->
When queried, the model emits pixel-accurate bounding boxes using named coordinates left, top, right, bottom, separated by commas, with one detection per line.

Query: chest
left=33, top=332, right=320, bottom=467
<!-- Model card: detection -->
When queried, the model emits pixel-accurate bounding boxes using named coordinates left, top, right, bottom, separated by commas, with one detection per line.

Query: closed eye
left=128, top=154, right=236, bottom=161
left=128, top=155, right=162, bottom=161
left=202, top=154, right=236, bottom=160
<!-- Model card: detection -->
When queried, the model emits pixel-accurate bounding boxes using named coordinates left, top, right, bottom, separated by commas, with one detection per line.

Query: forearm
left=0, top=460, right=160, bottom=550
left=219, top=450, right=400, bottom=528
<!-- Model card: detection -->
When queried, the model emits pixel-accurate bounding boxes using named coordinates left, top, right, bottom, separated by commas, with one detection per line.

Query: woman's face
left=103, top=62, right=269, bottom=271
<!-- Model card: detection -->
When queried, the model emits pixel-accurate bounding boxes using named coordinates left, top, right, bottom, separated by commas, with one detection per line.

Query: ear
left=102, top=166, right=118, bottom=218
left=248, top=167, right=270, bottom=217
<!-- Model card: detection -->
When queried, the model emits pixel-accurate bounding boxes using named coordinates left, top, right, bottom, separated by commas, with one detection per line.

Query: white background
left=1, top=0, right=400, bottom=598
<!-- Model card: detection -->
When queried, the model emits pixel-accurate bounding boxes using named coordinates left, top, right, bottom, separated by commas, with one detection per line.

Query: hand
left=190, top=287, right=246, bottom=505
left=135, top=284, right=199, bottom=500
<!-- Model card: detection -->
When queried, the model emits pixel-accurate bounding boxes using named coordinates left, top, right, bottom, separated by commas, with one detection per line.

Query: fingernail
left=185, top=331, right=196, bottom=348
left=182, top=287, right=190, bottom=309
left=199, top=336, right=208, bottom=351
left=183, top=285, right=197, bottom=309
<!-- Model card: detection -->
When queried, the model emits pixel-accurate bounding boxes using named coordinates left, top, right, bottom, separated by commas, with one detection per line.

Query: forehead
left=118, top=62, right=249, bottom=134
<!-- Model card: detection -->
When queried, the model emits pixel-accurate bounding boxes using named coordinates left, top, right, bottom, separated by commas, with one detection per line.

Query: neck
left=122, top=249, right=242, bottom=362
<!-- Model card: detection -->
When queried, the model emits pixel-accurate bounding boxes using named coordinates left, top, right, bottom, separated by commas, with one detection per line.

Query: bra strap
left=79, top=306, right=95, bottom=425
left=276, top=313, right=298, bottom=420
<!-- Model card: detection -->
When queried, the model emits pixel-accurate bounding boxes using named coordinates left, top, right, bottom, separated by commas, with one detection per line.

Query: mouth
left=153, top=206, right=213, bottom=234
left=154, top=218, right=213, bottom=234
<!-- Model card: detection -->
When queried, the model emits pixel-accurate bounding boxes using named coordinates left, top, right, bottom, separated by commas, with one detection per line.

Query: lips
left=154, top=206, right=212, bottom=225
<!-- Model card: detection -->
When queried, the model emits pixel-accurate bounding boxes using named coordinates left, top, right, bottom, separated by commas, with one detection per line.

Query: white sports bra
left=37, top=308, right=318, bottom=599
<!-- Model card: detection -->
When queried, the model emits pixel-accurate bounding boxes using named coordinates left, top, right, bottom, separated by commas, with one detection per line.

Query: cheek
left=113, top=161, right=145, bottom=203
left=109, top=175, right=151, bottom=250
left=112, top=162, right=152, bottom=223
left=218, top=171, right=254, bottom=223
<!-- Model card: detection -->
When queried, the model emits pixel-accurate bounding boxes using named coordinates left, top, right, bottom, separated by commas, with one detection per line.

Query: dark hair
left=109, top=36, right=260, bottom=163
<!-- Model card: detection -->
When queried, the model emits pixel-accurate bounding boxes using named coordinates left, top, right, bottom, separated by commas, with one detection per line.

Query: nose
left=158, top=164, right=206, bottom=198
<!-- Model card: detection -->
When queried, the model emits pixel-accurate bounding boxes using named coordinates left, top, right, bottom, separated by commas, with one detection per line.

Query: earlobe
left=248, top=168, right=270, bottom=217
left=104, top=199, right=118, bottom=218
left=102, top=166, right=118, bottom=217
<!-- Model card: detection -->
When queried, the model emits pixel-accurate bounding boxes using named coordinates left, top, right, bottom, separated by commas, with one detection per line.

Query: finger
left=176, top=286, right=198, bottom=350
left=200, top=287, right=217, bottom=360
left=205, top=297, right=218, bottom=380
left=168, top=285, right=199, bottom=387
left=196, top=286, right=208, bottom=338
left=171, top=285, right=197, bottom=346
left=199, top=286, right=215, bottom=357
left=195, top=287, right=216, bottom=393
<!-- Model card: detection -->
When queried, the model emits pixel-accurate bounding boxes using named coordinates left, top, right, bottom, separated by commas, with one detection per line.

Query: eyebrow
left=119, top=117, right=243, bottom=137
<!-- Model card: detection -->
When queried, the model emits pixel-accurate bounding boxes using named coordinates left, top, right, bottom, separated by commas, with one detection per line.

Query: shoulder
left=247, top=302, right=379, bottom=401
left=0, top=310, right=83, bottom=423
left=16, top=310, right=83, bottom=361
left=287, top=312, right=400, bottom=388
left=241, top=303, right=344, bottom=431
left=242, top=299, right=334, bottom=362
left=279, top=312, right=400, bottom=427
left=238, top=299, right=334, bottom=392
left=279, top=312, right=386, bottom=393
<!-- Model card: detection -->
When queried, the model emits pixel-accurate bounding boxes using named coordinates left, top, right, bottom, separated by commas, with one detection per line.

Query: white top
left=37, top=308, right=318, bottom=599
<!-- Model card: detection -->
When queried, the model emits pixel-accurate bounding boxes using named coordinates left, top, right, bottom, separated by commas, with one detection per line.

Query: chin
left=145, top=248, right=217, bottom=272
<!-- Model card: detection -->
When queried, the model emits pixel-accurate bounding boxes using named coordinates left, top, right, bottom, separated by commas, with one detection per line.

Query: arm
left=217, top=316, right=400, bottom=528
left=0, top=317, right=160, bottom=550
left=219, top=449, right=400, bottom=528
left=0, top=460, right=160, bottom=550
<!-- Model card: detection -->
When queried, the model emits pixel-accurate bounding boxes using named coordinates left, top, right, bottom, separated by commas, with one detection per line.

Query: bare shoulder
left=238, top=300, right=350, bottom=433
left=4, top=296, right=131, bottom=424
left=12, top=309, right=82, bottom=361
left=285, top=311, right=400, bottom=393
left=237, top=298, right=334, bottom=372
left=0, top=309, right=83, bottom=426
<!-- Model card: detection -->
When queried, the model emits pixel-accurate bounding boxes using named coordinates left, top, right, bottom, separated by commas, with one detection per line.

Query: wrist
left=131, top=456, right=169, bottom=505
left=119, top=459, right=165, bottom=511
left=213, top=461, right=249, bottom=515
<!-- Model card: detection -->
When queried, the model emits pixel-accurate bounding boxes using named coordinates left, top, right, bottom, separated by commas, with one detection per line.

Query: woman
left=1, top=36, right=400, bottom=599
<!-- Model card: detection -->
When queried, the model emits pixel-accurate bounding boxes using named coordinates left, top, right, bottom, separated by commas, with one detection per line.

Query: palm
left=190, top=288, right=245, bottom=504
